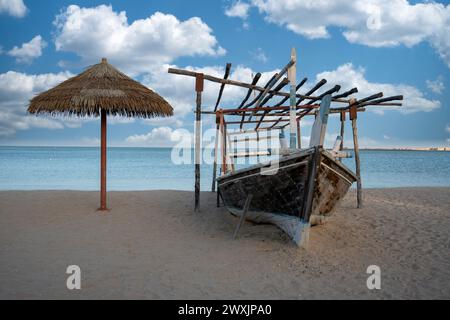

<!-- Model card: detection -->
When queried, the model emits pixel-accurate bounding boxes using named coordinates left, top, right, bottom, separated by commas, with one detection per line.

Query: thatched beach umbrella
left=28, top=58, right=173, bottom=211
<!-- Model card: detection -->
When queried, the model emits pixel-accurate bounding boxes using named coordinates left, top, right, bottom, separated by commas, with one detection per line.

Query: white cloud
left=250, top=47, right=268, bottom=63
left=0, top=71, right=74, bottom=136
left=316, top=63, right=440, bottom=113
left=225, top=1, right=251, bottom=19
left=7, top=35, right=47, bottom=64
left=126, top=126, right=192, bottom=147
left=446, top=125, right=450, bottom=133
left=250, top=0, right=450, bottom=67
left=53, top=5, right=226, bottom=75
left=0, top=0, right=27, bottom=17
left=426, top=77, right=445, bottom=94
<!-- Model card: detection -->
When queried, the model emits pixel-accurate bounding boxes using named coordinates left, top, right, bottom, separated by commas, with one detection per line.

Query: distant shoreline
left=0, top=145, right=449, bottom=151
left=354, top=148, right=450, bottom=152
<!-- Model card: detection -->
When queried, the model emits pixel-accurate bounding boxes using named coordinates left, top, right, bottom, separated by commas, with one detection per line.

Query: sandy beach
left=0, top=188, right=449, bottom=299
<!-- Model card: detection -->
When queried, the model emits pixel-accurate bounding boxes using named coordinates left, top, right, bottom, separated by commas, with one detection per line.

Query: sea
left=0, top=146, right=449, bottom=191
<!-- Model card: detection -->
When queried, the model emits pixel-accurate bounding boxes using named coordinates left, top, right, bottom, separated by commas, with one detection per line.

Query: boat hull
left=217, top=148, right=357, bottom=245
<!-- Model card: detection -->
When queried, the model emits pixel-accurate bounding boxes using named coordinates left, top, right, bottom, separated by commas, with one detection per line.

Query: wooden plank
left=233, top=194, right=254, bottom=240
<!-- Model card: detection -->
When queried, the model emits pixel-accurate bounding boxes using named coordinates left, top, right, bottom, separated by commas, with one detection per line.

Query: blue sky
left=0, top=0, right=449, bottom=148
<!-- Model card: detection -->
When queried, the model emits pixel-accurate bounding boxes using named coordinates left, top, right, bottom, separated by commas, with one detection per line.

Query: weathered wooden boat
left=217, top=146, right=357, bottom=245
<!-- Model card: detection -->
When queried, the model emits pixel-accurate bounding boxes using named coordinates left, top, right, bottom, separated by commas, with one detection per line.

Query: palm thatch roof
left=28, top=58, right=173, bottom=118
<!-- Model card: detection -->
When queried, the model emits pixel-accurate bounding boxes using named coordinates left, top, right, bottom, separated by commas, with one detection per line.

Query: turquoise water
left=0, top=147, right=449, bottom=190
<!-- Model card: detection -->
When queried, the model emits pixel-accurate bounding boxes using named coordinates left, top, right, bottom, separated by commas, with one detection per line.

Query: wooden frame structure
left=168, top=49, right=403, bottom=214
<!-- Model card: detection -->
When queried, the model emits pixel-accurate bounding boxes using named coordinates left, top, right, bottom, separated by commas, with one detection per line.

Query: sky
left=0, top=0, right=449, bottom=148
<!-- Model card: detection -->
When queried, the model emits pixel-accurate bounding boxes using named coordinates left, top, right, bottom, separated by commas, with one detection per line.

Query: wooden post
left=219, top=112, right=227, bottom=175
left=296, top=118, right=301, bottom=149
left=349, top=98, right=363, bottom=208
left=226, top=130, right=235, bottom=172
left=195, top=74, right=204, bottom=212
left=233, top=194, right=253, bottom=240
left=99, top=109, right=107, bottom=211
left=211, top=123, right=219, bottom=192
left=339, top=111, right=346, bottom=151
left=288, top=48, right=297, bottom=149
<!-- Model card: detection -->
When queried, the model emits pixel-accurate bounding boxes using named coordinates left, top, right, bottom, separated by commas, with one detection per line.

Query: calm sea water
left=0, top=146, right=449, bottom=190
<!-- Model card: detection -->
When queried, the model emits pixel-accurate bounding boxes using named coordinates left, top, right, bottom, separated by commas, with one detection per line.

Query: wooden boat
left=217, top=95, right=358, bottom=246
left=217, top=146, right=357, bottom=245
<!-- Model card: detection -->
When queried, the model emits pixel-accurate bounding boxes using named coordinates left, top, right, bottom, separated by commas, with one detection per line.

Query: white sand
left=0, top=188, right=449, bottom=299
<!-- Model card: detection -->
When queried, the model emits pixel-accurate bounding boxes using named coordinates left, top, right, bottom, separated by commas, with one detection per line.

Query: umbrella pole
left=99, top=109, right=107, bottom=211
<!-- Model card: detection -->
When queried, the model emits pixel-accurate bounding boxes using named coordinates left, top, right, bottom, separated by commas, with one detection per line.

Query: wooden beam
left=296, top=79, right=327, bottom=106
left=240, top=73, right=278, bottom=130
left=254, top=78, right=290, bottom=130
left=168, top=67, right=352, bottom=103
left=333, top=87, right=358, bottom=100
left=255, top=60, right=295, bottom=108
left=238, top=73, right=261, bottom=108
left=259, top=78, right=289, bottom=107
left=357, top=95, right=404, bottom=108
left=213, top=63, right=232, bottom=112
left=274, top=77, right=307, bottom=107
left=301, top=85, right=341, bottom=106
